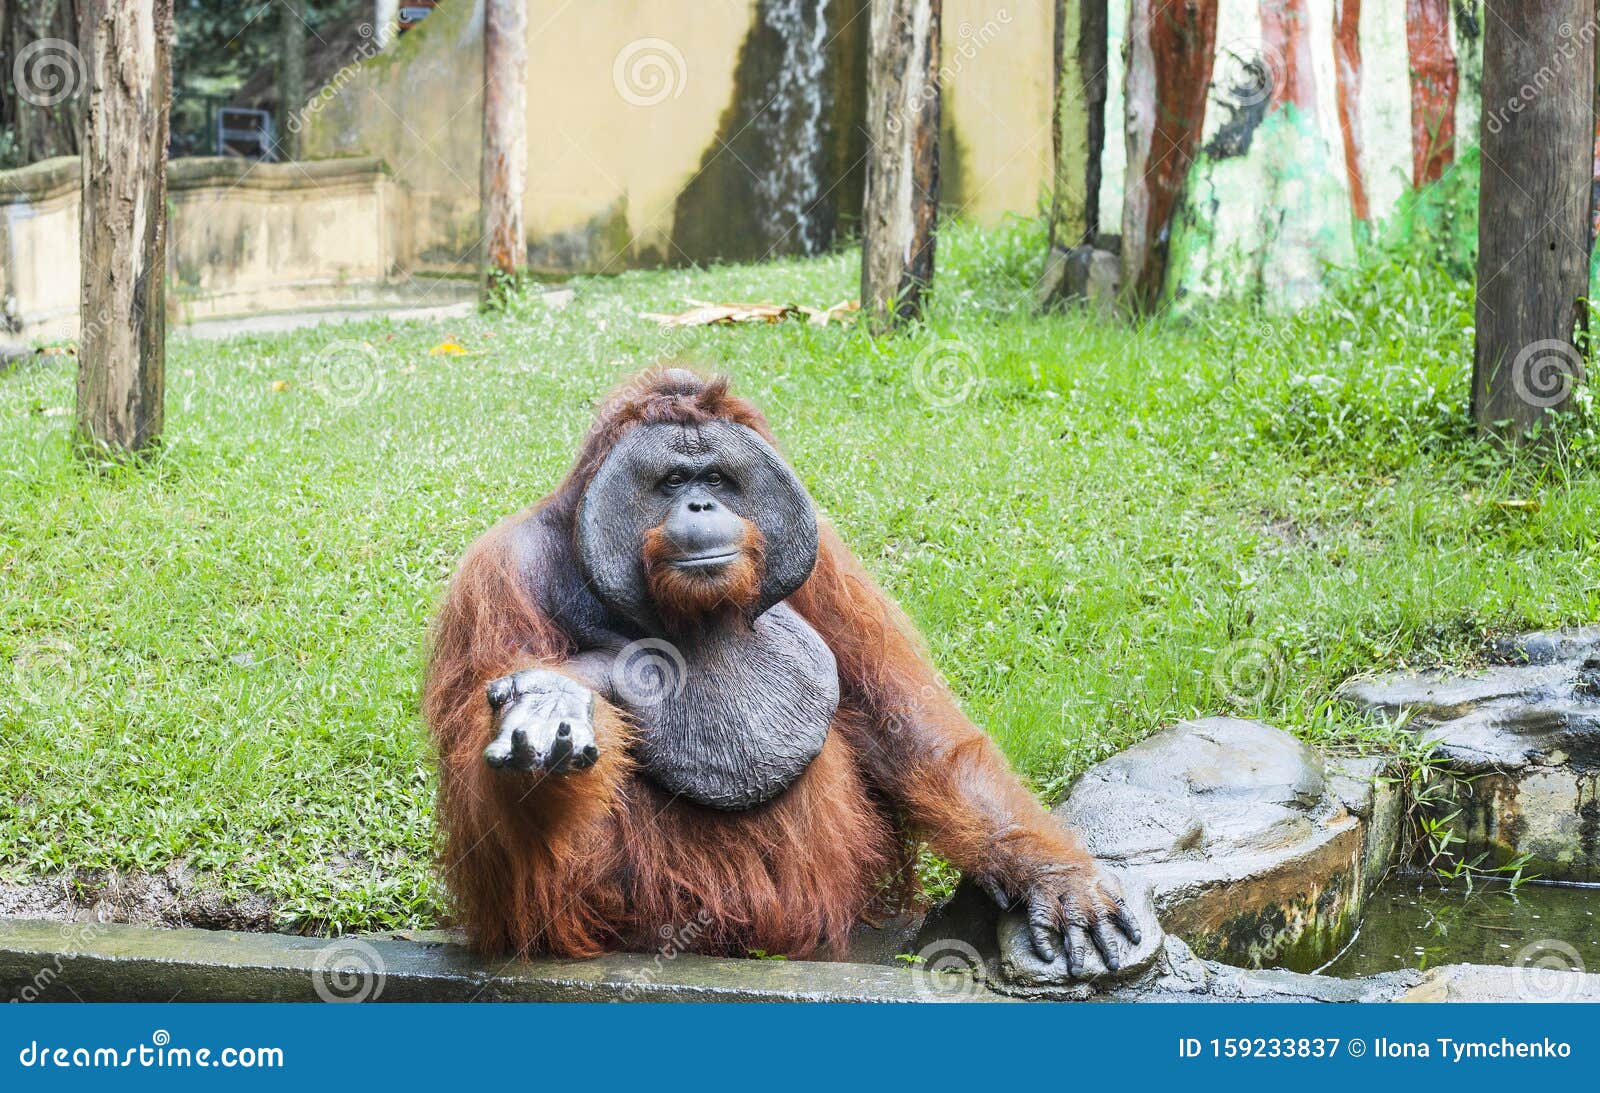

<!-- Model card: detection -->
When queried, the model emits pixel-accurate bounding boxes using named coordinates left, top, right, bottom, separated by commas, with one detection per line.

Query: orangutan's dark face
left=576, top=421, right=818, bottom=631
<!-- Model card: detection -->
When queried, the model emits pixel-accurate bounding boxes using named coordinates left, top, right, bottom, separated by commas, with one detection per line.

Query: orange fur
left=644, top=521, right=764, bottom=625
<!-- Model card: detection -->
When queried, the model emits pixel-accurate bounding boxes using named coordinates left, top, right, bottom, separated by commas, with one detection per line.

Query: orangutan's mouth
left=671, top=551, right=741, bottom=570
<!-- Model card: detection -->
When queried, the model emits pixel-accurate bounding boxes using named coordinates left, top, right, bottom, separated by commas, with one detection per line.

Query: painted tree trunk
left=1473, top=0, right=1592, bottom=443
left=861, top=0, right=941, bottom=329
left=1332, top=0, right=1370, bottom=224
left=279, top=0, right=306, bottom=160
left=1259, top=0, right=1316, bottom=114
left=76, top=0, right=171, bottom=456
left=481, top=0, right=528, bottom=284
left=1121, top=0, right=1219, bottom=315
left=1405, top=0, right=1457, bottom=187
left=1048, top=0, right=1108, bottom=251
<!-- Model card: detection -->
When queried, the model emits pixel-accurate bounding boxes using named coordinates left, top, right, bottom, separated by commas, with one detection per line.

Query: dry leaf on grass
left=641, top=298, right=858, bottom=329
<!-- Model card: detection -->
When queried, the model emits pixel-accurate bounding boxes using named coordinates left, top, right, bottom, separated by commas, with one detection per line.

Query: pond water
left=1319, top=876, right=1600, bottom=979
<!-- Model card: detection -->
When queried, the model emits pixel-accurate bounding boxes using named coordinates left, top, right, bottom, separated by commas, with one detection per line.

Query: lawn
left=2, top=218, right=1597, bottom=935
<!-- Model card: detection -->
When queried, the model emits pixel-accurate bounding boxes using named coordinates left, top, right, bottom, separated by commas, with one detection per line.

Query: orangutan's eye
left=663, top=472, right=687, bottom=489
left=705, top=471, right=723, bottom=486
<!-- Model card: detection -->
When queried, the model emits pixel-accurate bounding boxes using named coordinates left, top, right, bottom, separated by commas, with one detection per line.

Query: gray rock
left=1338, top=626, right=1600, bottom=880
left=1490, top=625, right=1600, bottom=667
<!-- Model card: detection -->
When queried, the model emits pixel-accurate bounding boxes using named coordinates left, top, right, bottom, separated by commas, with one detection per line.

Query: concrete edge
left=0, top=918, right=1011, bottom=1004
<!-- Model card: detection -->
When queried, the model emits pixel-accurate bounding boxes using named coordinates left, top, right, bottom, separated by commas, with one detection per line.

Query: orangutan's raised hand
left=482, top=669, right=599, bottom=775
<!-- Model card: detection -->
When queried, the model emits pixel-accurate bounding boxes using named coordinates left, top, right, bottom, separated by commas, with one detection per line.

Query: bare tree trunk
left=1038, top=0, right=1108, bottom=307
left=278, top=0, right=306, bottom=160
left=481, top=0, right=527, bottom=289
left=1473, top=0, right=1592, bottom=444
left=1120, top=0, right=1218, bottom=315
left=860, top=0, right=941, bottom=329
left=76, top=0, right=171, bottom=456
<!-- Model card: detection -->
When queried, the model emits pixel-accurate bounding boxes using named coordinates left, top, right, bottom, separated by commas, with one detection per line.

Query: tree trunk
left=481, top=0, right=528, bottom=288
left=76, top=0, right=171, bottom=456
left=1473, top=0, right=1592, bottom=444
left=860, top=0, right=941, bottom=329
left=1404, top=0, right=1458, bottom=187
left=278, top=0, right=306, bottom=160
left=1332, top=0, right=1370, bottom=225
left=1037, top=0, right=1108, bottom=309
left=1048, top=0, right=1107, bottom=250
left=1120, top=0, right=1218, bottom=315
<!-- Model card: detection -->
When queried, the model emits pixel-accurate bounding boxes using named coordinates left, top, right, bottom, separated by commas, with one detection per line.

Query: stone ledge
left=6, top=917, right=1594, bottom=1003
left=0, top=919, right=1009, bottom=1004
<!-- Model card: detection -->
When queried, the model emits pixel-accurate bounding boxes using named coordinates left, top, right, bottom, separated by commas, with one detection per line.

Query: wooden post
left=861, top=0, right=941, bottom=329
left=1049, top=0, right=1107, bottom=250
left=481, top=0, right=528, bottom=291
left=1120, top=0, right=1218, bottom=315
left=279, top=0, right=306, bottom=160
left=1037, top=0, right=1109, bottom=308
left=1473, top=0, right=1593, bottom=443
left=75, top=0, right=170, bottom=457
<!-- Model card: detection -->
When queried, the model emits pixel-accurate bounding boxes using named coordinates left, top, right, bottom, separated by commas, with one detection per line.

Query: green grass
left=2, top=217, right=1597, bottom=934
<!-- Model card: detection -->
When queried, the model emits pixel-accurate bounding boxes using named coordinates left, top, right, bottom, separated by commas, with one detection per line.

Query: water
left=755, top=0, right=832, bottom=255
left=1319, top=876, right=1600, bottom=979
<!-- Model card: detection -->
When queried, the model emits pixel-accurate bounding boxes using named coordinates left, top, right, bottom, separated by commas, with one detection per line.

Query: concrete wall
left=300, top=0, right=1051, bottom=274
left=1, top=156, right=420, bottom=350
